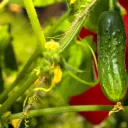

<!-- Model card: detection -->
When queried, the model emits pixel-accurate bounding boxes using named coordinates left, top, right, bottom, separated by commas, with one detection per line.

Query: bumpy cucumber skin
left=98, top=11, right=127, bottom=102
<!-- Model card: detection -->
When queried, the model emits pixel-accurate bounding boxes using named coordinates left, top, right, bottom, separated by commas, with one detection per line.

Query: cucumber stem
left=109, top=0, right=114, bottom=11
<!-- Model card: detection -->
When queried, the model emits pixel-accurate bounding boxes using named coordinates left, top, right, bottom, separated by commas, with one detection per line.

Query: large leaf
left=84, top=0, right=109, bottom=32
left=56, top=37, right=95, bottom=100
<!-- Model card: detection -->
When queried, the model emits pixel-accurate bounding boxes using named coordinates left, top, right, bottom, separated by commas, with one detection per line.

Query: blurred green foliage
left=0, top=0, right=128, bottom=128
left=57, top=37, right=95, bottom=100
left=8, top=0, right=63, bottom=7
left=0, top=11, right=37, bottom=65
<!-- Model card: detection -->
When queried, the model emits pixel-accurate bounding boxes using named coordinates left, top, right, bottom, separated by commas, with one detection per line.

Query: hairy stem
left=23, top=0, right=46, bottom=50
left=109, top=0, right=114, bottom=11
left=10, top=105, right=115, bottom=120
left=60, top=0, right=99, bottom=52
left=17, top=77, right=48, bottom=128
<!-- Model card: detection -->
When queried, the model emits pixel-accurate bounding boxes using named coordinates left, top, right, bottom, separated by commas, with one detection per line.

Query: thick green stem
left=0, top=47, right=40, bottom=103
left=23, top=0, right=46, bottom=50
left=9, top=105, right=115, bottom=120
left=109, top=0, right=114, bottom=11
left=0, top=71, right=38, bottom=114
left=46, top=10, right=70, bottom=37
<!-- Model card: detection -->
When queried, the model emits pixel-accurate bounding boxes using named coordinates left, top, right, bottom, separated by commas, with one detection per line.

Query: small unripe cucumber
left=98, top=11, right=127, bottom=102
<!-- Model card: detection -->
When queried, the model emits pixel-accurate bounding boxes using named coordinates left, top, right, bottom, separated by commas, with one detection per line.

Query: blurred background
left=0, top=0, right=128, bottom=128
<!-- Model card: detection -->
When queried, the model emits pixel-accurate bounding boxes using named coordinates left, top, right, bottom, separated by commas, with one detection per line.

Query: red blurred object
left=69, top=84, right=114, bottom=124
left=118, top=0, right=128, bottom=11
left=79, top=27, right=97, bottom=42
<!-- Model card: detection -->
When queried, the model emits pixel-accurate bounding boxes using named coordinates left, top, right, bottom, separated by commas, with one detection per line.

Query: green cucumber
left=98, top=11, right=127, bottom=102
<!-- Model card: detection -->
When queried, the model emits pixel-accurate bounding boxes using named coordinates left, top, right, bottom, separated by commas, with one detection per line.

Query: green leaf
left=67, top=70, right=99, bottom=85
left=84, top=0, right=109, bottom=32
left=59, top=0, right=99, bottom=51
left=56, top=38, right=95, bottom=100
left=63, top=58, right=84, bottom=73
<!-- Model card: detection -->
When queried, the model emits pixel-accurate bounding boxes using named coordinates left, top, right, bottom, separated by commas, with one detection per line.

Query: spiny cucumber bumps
left=98, top=11, right=127, bottom=102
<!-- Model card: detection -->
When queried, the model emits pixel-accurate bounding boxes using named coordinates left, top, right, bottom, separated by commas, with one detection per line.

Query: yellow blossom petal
left=45, top=40, right=60, bottom=51
left=70, top=0, right=77, bottom=4
left=11, top=119, right=20, bottom=128
left=52, top=65, right=62, bottom=86
left=34, top=79, right=39, bottom=86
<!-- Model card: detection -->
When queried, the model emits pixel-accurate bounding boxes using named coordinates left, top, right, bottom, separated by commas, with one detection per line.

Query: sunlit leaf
left=56, top=37, right=95, bottom=100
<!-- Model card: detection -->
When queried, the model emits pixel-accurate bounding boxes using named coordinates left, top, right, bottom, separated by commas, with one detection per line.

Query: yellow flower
left=70, top=0, right=77, bottom=4
left=45, top=40, right=60, bottom=51
left=52, top=65, right=62, bottom=86
left=34, top=79, right=39, bottom=86
left=11, top=119, right=20, bottom=128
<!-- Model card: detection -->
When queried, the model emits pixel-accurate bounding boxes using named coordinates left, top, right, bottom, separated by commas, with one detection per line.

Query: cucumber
left=98, top=11, right=127, bottom=102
